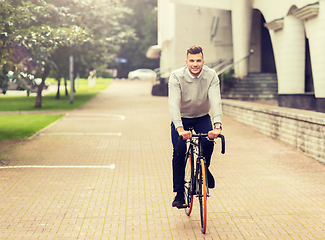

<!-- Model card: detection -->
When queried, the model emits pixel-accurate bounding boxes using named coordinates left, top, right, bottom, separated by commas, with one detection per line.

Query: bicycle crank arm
left=195, top=194, right=211, bottom=198
left=177, top=204, right=189, bottom=209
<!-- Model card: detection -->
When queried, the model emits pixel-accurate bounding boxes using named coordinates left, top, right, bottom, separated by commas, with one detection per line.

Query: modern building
left=147, top=0, right=325, bottom=113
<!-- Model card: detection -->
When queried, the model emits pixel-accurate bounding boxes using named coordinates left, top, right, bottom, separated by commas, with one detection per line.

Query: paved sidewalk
left=0, top=80, right=325, bottom=239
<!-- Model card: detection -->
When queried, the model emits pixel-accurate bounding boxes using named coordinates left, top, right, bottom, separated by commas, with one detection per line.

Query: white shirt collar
left=187, top=67, right=203, bottom=79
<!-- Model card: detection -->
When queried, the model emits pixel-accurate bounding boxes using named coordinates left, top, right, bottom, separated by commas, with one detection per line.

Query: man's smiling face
left=186, top=52, right=204, bottom=77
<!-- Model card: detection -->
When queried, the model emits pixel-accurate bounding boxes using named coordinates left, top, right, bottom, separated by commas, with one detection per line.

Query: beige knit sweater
left=168, top=65, right=223, bottom=129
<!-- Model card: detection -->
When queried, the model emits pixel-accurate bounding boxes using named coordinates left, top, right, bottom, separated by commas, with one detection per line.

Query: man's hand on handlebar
left=177, top=126, right=221, bottom=140
left=208, top=128, right=221, bottom=139
left=177, top=127, right=192, bottom=140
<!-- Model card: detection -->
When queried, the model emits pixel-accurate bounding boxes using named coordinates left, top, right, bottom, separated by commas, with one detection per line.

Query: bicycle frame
left=179, top=128, right=225, bottom=233
left=187, top=133, right=210, bottom=196
left=184, top=130, right=225, bottom=196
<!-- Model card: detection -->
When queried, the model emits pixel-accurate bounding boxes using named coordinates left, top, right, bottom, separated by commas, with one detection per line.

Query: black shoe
left=172, top=192, right=185, bottom=207
left=207, top=168, right=215, bottom=189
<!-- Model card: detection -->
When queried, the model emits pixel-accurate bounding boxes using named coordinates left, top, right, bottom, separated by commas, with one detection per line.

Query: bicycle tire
left=198, top=158, right=207, bottom=233
left=184, top=149, right=194, bottom=216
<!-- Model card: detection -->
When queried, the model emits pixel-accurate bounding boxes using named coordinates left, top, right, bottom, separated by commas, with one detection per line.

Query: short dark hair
left=186, top=45, right=204, bottom=58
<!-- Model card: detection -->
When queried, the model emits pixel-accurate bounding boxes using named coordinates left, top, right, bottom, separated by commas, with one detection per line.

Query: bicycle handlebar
left=217, top=134, right=226, bottom=154
left=177, top=133, right=226, bottom=155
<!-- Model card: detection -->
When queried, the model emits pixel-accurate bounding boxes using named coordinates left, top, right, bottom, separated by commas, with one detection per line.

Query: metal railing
left=212, top=59, right=233, bottom=73
left=152, top=49, right=254, bottom=91
left=216, top=49, right=254, bottom=76
left=153, top=60, right=225, bottom=85
left=216, top=49, right=254, bottom=93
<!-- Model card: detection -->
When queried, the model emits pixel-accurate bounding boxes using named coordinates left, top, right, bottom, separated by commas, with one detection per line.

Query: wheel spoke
left=184, top=151, right=194, bottom=216
left=199, top=158, right=207, bottom=233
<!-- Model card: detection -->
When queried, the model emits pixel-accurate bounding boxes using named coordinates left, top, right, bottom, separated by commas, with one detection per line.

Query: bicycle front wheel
left=184, top=150, right=194, bottom=216
left=198, top=158, right=207, bottom=233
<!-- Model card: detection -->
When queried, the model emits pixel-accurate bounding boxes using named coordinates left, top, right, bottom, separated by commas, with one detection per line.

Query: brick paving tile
left=1, top=79, right=325, bottom=239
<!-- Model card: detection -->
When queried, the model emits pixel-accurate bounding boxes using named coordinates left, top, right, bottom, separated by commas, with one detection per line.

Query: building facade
left=147, top=0, right=325, bottom=112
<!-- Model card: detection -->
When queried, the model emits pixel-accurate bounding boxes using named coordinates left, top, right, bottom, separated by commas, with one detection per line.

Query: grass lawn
left=0, top=78, right=111, bottom=139
left=0, top=92, right=100, bottom=111
left=0, top=114, right=64, bottom=139
left=0, top=78, right=111, bottom=111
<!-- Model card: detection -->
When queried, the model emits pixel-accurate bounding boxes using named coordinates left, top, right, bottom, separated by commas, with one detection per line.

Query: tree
left=116, top=0, right=159, bottom=78
left=47, top=0, right=135, bottom=99
left=0, top=0, right=90, bottom=107
left=0, top=0, right=135, bottom=107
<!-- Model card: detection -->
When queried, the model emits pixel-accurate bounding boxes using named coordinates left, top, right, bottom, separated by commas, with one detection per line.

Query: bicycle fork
left=194, top=158, right=210, bottom=198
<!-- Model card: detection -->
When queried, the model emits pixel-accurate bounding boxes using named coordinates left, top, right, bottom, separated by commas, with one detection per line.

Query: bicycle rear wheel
left=184, top=150, right=194, bottom=216
left=198, top=158, right=207, bottom=233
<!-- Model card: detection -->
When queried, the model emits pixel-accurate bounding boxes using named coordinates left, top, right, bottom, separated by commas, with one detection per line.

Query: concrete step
left=222, top=93, right=278, bottom=100
left=222, top=73, right=278, bottom=100
left=232, top=84, right=278, bottom=89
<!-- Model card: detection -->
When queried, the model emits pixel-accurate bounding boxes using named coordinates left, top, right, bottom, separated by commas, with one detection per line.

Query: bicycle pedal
left=195, top=194, right=210, bottom=198
left=177, top=204, right=188, bottom=209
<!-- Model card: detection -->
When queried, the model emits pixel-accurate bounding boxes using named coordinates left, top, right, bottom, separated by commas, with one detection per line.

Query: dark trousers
left=171, top=114, right=214, bottom=192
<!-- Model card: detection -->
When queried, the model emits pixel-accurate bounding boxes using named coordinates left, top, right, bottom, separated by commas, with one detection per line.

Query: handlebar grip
left=177, top=134, right=225, bottom=154
left=217, top=134, right=226, bottom=154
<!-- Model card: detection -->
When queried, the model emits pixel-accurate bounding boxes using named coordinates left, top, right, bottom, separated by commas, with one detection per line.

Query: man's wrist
left=214, top=122, right=222, bottom=130
left=176, top=126, right=184, bottom=133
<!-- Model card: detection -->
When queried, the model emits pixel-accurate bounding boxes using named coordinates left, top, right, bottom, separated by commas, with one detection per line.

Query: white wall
left=158, top=0, right=232, bottom=77
left=278, top=15, right=306, bottom=94
left=158, top=0, right=325, bottom=98
left=305, top=0, right=325, bottom=98
left=222, top=99, right=325, bottom=163
left=174, top=5, right=232, bottom=66
left=249, top=10, right=261, bottom=73
left=254, top=0, right=318, bottom=22
left=171, top=0, right=232, bottom=10
left=158, top=0, right=176, bottom=78
left=265, top=0, right=325, bottom=97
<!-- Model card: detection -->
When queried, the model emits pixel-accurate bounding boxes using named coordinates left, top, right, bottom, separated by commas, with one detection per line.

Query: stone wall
left=222, top=99, right=325, bottom=163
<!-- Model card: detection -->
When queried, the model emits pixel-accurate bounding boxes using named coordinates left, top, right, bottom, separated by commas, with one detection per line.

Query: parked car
left=1, top=71, right=49, bottom=95
left=1, top=71, right=29, bottom=94
left=127, top=69, right=157, bottom=80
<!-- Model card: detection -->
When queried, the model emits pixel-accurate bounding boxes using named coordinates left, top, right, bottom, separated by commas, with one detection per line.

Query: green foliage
left=0, top=114, right=64, bottom=139
left=0, top=0, right=90, bottom=97
left=0, top=0, right=134, bottom=107
left=219, top=68, right=235, bottom=83
left=116, top=0, right=158, bottom=77
left=0, top=78, right=111, bottom=111
left=0, top=77, right=111, bottom=139
left=45, top=0, right=136, bottom=82
left=1, top=92, right=95, bottom=111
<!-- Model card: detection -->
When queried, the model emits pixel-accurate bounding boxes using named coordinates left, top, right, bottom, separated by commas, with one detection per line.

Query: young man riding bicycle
left=168, top=45, right=223, bottom=208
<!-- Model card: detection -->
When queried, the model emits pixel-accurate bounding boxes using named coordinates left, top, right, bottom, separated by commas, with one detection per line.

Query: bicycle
left=177, top=128, right=225, bottom=233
